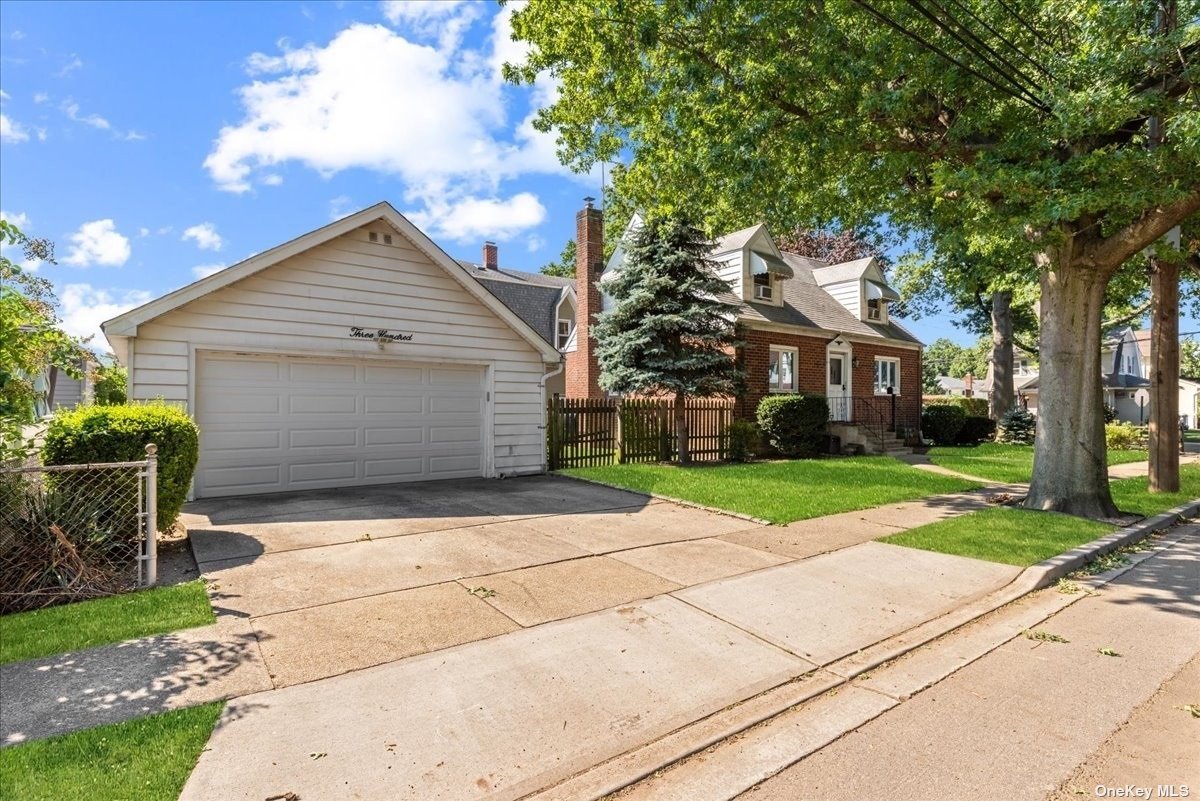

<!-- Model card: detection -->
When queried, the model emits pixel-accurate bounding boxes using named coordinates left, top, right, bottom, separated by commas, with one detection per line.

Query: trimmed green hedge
left=43, top=403, right=199, bottom=531
left=922, top=404, right=967, bottom=445
left=925, top=396, right=988, bottom=417
left=757, top=394, right=829, bottom=458
left=957, top=415, right=997, bottom=445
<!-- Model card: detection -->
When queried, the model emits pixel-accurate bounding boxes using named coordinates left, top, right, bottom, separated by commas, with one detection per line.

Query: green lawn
left=1109, top=464, right=1200, bottom=517
left=927, top=443, right=1148, bottom=484
left=882, top=507, right=1116, bottom=566
left=0, top=580, right=214, bottom=666
left=0, top=703, right=222, bottom=801
left=562, top=457, right=980, bottom=524
left=883, top=465, right=1200, bottom=566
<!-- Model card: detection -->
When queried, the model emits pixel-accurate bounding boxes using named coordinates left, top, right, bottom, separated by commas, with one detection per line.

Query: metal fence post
left=144, top=443, right=158, bottom=587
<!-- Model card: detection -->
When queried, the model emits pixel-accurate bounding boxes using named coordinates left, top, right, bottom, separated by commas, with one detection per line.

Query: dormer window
left=867, top=298, right=882, bottom=321
left=753, top=272, right=773, bottom=301
left=557, top=320, right=571, bottom=349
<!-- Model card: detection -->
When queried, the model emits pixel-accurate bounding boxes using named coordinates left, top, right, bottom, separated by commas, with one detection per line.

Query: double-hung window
left=769, top=346, right=798, bottom=392
left=874, top=357, right=899, bottom=394
left=557, top=320, right=571, bottom=349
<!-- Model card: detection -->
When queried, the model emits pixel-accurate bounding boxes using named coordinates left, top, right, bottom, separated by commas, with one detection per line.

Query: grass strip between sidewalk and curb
left=560, top=457, right=980, bottom=525
left=0, top=580, right=215, bottom=666
left=926, top=444, right=1148, bottom=484
left=883, top=466, right=1200, bottom=566
left=0, top=702, right=223, bottom=801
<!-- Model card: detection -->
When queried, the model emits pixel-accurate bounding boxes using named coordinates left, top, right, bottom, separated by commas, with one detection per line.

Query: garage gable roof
left=101, top=202, right=562, bottom=363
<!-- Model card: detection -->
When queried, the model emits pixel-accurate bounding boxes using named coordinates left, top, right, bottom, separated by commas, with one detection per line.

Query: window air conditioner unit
left=754, top=284, right=773, bottom=300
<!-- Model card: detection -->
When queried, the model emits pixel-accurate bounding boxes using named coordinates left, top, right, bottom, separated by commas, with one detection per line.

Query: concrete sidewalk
left=616, top=525, right=1199, bottom=801
left=2, top=479, right=1018, bottom=745
left=178, top=542, right=1019, bottom=800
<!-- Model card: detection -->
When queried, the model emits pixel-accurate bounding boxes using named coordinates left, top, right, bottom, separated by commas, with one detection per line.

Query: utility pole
left=1148, top=0, right=1180, bottom=493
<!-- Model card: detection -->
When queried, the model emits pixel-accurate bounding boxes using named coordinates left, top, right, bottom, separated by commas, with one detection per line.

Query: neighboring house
left=101, top=202, right=561, bottom=499
left=565, top=203, right=923, bottom=430
left=934, top=376, right=967, bottom=396
left=457, top=241, right=575, bottom=399
left=31, top=355, right=93, bottom=418
left=979, top=353, right=1039, bottom=414
left=1016, top=327, right=1151, bottom=423
left=1180, top=378, right=1200, bottom=429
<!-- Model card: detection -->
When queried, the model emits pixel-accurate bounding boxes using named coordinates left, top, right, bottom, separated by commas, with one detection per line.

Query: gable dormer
left=710, top=224, right=793, bottom=308
left=811, top=257, right=899, bottom=324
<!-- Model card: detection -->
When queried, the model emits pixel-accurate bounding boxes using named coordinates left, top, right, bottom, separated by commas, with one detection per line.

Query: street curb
left=526, top=498, right=1199, bottom=801
left=1018, top=498, right=1200, bottom=590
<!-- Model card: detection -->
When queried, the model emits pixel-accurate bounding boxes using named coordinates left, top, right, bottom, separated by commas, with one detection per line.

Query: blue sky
left=0, top=1, right=1186, bottom=354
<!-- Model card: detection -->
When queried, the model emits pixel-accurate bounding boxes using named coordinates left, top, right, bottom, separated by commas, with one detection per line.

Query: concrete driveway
left=181, top=475, right=768, bottom=687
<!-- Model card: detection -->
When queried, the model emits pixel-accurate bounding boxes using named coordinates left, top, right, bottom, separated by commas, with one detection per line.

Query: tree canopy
left=509, top=0, right=1200, bottom=517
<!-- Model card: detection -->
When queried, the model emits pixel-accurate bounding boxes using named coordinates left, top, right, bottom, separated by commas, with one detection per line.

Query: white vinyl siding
left=128, top=226, right=549, bottom=491
left=824, top=280, right=861, bottom=320
left=715, top=252, right=742, bottom=298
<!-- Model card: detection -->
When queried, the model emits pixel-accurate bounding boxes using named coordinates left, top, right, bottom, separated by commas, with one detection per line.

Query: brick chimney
left=964, top=373, right=974, bottom=397
left=483, top=241, right=498, bottom=271
left=567, top=197, right=604, bottom=398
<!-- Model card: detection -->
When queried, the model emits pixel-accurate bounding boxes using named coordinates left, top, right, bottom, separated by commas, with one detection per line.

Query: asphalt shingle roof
left=725, top=252, right=921, bottom=345
left=460, top=261, right=570, bottom=346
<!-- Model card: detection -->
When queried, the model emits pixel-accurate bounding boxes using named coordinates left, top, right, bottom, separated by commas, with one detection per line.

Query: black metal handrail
left=828, top=394, right=911, bottom=453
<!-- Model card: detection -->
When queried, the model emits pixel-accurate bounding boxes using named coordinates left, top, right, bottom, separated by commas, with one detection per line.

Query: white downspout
left=540, top=359, right=565, bottom=473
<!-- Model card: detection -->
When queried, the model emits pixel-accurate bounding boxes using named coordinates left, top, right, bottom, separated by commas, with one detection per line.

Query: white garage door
left=196, top=352, right=486, bottom=498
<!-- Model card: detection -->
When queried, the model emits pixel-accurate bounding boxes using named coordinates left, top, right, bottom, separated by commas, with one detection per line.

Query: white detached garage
left=102, top=202, right=562, bottom=499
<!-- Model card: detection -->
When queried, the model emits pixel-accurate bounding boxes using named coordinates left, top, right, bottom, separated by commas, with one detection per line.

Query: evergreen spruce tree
left=593, top=213, right=742, bottom=464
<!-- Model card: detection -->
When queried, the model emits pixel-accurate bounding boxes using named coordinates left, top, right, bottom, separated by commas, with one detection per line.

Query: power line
left=849, top=0, right=1049, bottom=113
left=905, top=0, right=1047, bottom=108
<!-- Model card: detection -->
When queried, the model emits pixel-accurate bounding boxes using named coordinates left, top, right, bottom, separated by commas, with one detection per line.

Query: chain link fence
left=0, top=445, right=158, bottom=614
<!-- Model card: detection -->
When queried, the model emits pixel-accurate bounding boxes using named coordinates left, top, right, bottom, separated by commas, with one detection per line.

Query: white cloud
left=205, top=19, right=577, bottom=243
left=1, top=113, right=29, bottom=142
left=192, top=263, right=226, bottom=280
left=63, top=219, right=131, bottom=267
left=182, top=222, right=223, bottom=251
left=58, top=54, right=83, bottom=77
left=62, top=100, right=110, bottom=130
left=10, top=31, right=26, bottom=41
left=0, top=210, right=42, bottom=272
left=59, top=284, right=152, bottom=346
left=0, top=89, right=9, bottom=101
left=409, top=192, right=546, bottom=243
left=329, top=195, right=356, bottom=221
left=526, top=235, right=544, bottom=253
left=138, top=227, right=150, bottom=237
left=1, top=209, right=30, bottom=229
left=261, top=173, right=283, bottom=186
left=33, top=92, right=48, bottom=104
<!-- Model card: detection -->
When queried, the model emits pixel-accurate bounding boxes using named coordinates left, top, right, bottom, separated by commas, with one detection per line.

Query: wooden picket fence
left=546, top=397, right=735, bottom=469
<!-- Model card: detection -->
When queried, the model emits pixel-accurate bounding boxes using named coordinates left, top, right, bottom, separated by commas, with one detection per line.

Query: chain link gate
left=0, top=444, right=159, bottom=614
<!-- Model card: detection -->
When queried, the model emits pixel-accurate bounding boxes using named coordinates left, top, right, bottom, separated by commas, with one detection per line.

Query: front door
left=827, top=352, right=849, bottom=420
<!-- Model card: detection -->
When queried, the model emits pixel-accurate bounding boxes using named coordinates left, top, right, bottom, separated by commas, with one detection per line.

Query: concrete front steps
left=830, top=422, right=912, bottom=456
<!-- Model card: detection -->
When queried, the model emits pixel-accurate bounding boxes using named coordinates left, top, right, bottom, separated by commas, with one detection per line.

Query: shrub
left=756, top=394, right=829, bottom=458
left=1102, top=403, right=1117, bottom=423
left=996, top=408, right=1037, bottom=444
left=925, top=396, right=988, bottom=417
left=1105, top=421, right=1147, bottom=451
left=43, top=402, right=200, bottom=531
left=956, top=415, right=997, bottom=445
left=921, top=404, right=967, bottom=445
left=92, top=363, right=128, bottom=405
left=726, top=420, right=760, bottom=462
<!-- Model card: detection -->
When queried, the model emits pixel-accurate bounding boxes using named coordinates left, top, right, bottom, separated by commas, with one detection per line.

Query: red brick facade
left=737, top=328, right=922, bottom=426
left=566, top=199, right=606, bottom=398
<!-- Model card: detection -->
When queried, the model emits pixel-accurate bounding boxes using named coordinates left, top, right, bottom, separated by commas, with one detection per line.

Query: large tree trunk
left=1149, top=255, right=1180, bottom=492
left=1026, top=255, right=1118, bottom=518
left=989, top=290, right=1015, bottom=420
left=674, top=389, right=690, bottom=464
